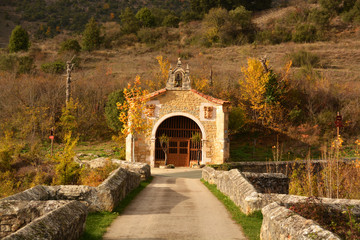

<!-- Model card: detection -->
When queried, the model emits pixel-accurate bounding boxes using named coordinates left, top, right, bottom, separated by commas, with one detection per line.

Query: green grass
left=80, top=177, right=153, bottom=240
left=201, top=179, right=263, bottom=240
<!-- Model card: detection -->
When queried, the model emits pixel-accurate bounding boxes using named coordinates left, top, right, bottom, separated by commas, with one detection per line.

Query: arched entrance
left=155, top=116, right=202, bottom=167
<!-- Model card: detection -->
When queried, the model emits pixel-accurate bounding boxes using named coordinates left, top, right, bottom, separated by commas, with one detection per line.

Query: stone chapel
left=126, top=58, right=230, bottom=167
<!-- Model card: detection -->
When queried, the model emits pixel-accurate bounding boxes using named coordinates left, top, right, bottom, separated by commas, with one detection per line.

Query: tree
left=162, top=14, right=180, bottom=27
left=191, top=132, right=202, bottom=165
left=8, top=25, right=30, bottom=52
left=240, top=58, right=291, bottom=125
left=82, top=17, right=101, bottom=51
left=120, top=7, right=140, bottom=34
left=159, top=134, right=170, bottom=166
left=202, top=7, right=254, bottom=46
left=60, top=39, right=81, bottom=53
left=136, top=7, right=155, bottom=28
left=105, top=89, right=125, bottom=132
left=117, top=76, right=150, bottom=162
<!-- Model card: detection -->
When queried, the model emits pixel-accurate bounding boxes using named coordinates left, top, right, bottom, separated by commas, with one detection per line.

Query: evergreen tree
left=8, top=25, right=30, bottom=53
left=82, top=17, right=101, bottom=51
left=136, top=7, right=155, bottom=28
left=120, top=8, right=140, bottom=34
left=105, top=89, right=125, bottom=132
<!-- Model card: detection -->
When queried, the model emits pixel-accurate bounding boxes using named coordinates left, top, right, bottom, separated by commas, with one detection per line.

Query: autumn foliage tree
left=117, top=76, right=150, bottom=162
left=239, top=58, right=291, bottom=126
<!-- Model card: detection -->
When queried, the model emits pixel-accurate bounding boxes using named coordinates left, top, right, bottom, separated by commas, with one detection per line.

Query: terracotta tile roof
left=144, top=88, right=167, bottom=99
left=190, top=89, right=231, bottom=105
left=146, top=88, right=230, bottom=105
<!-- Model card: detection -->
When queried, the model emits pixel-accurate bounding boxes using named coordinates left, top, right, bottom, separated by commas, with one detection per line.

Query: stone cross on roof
left=166, top=58, right=191, bottom=90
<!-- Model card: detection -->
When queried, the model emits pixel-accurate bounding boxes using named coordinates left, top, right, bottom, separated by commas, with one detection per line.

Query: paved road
left=103, top=168, right=247, bottom=240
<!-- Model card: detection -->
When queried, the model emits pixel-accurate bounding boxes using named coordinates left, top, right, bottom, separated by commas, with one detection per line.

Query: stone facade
left=127, top=59, right=230, bottom=167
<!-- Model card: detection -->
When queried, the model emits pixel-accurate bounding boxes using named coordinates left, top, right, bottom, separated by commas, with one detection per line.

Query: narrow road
left=103, top=168, right=247, bottom=240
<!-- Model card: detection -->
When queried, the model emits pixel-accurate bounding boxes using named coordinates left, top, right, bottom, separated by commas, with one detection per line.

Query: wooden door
left=168, top=138, right=189, bottom=167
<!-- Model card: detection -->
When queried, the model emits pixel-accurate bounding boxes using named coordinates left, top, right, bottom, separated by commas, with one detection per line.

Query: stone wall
left=0, top=162, right=151, bottom=238
left=2, top=201, right=87, bottom=240
left=203, top=164, right=360, bottom=239
left=242, top=172, right=289, bottom=194
left=216, top=160, right=353, bottom=177
left=112, top=159, right=151, bottom=180
left=261, top=202, right=340, bottom=240
left=202, top=166, right=263, bottom=214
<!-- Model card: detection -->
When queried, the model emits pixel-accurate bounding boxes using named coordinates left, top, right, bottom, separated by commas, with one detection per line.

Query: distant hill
left=0, top=0, right=190, bottom=46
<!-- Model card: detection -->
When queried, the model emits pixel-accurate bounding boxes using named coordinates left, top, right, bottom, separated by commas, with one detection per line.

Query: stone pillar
left=150, top=137, right=156, bottom=167
left=126, top=134, right=133, bottom=162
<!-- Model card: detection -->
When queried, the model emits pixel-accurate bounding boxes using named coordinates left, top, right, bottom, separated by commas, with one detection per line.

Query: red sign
left=49, top=135, right=54, bottom=140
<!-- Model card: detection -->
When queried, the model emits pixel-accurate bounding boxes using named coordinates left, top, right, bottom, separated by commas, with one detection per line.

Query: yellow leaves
left=331, top=135, right=343, bottom=149
left=192, top=76, right=209, bottom=92
left=240, top=58, right=270, bottom=122
left=118, top=76, right=151, bottom=136
left=146, top=55, right=170, bottom=91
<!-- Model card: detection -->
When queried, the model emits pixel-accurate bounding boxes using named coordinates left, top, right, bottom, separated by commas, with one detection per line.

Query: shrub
left=256, top=26, right=292, bottom=44
left=229, top=107, right=246, bottom=134
left=292, top=24, right=318, bottom=43
left=162, top=14, right=180, bottom=27
left=0, top=54, right=18, bottom=72
left=309, top=8, right=331, bottom=29
left=120, top=7, right=140, bottom=34
left=105, top=89, right=125, bottom=132
left=136, top=7, right=155, bottom=28
left=17, top=56, right=35, bottom=74
left=342, top=0, right=360, bottom=24
left=80, top=159, right=118, bottom=187
left=286, top=50, right=321, bottom=68
left=82, top=17, right=102, bottom=51
left=137, top=27, right=164, bottom=45
left=53, top=132, right=82, bottom=185
left=41, top=60, right=66, bottom=74
left=60, top=39, right=81, bottom=53
left=8, top=25, right=30, bottom=52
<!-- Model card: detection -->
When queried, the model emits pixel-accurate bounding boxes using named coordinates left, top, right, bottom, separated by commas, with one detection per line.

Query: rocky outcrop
left=261, top=202, right=340, bottom=240
left=1, top=200, right=87, bottom=240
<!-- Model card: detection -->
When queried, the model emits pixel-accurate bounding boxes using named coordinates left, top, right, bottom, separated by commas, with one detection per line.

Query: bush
left=105, top=89, right=125, bottom=132
left=120, top=7, right=140, bottom=34
left=286, top=50, right=321, bottom=68
left=60, top=39, right=81, bottom=53
left=137, top=27, right=164, bottom=45
left=136, top=7, right=155, bottom=28
left=342, top=0, right=360, bottom=24
left=0, top=54, right=18, bottom=72
left=292, top=24, right=318, bottom=43
left=162, top=14, right=180, bottom=27
left=8, top=25, right=30, bottom=53
left=53, top=133, right=82, bottom=185
left=17, top=56, right=35, bottom=74
left=229, top=107, right=246, bottom=134
left=309, top=8, right=331, bottom=29
left=256, top=26, right=292, bottom=45
left=82, top=17, right=102, bottom=51
left=41, top=60, right=66, bottom=74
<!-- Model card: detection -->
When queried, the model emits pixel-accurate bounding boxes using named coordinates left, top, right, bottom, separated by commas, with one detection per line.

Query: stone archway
left=150, top=113, right=206, bottom=167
